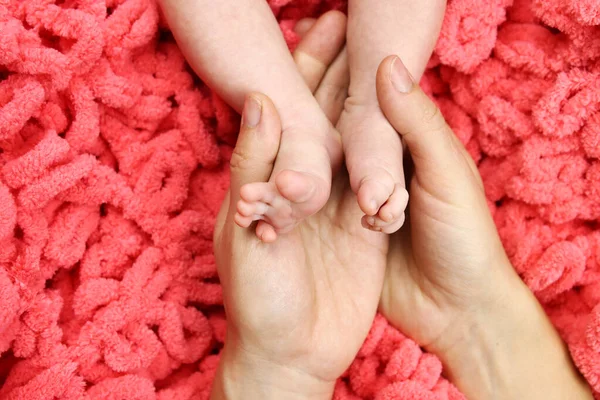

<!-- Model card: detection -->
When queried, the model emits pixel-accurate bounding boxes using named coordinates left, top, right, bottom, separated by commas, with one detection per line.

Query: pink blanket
left=0, top=0, right=599, bottom=398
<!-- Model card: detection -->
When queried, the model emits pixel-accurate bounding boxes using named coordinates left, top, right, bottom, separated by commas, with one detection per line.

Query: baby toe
left=379, top=214, right=406, bottom=234
left=275, top=170, right=316, bottom=203
left=256, top=220, right=278, bottom=242
left=361, top=216, right=379, bottom=231
left=264, top=200, right=296, bottom=233
left=234, top=213, right=254, bottom=228
left=357, top=176, right=395, bottom=216
left=275, top=169, right=329, bottom=215
left=360, top=198, right=407, bottom=234
left=240, top=182, right=277, bottom=204
left=378, top=185, right=409, bottom=223
left=236, top=200, right=255, bottom=217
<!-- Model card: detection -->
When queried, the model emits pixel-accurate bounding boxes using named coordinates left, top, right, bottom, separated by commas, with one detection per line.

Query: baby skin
left=341, top=0, right=445, bottom=233
left=159, top=0, right=445, bottom=241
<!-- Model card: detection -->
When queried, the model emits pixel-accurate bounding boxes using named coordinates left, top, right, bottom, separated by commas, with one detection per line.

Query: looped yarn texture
left=0, top=0, right=599, bottom=398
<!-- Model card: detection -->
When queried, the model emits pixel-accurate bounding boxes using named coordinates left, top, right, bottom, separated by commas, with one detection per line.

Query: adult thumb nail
left=390, top=56, right=414, bottom=94
left=242, top=96, right=262, bottom=128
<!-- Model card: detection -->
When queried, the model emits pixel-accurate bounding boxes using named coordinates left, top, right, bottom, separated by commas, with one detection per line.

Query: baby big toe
left=276, top=170, right=329, bottom=214
left=378, top=185, right=409, bottom=223
left=275, top=170, right=317, bottom=204
left=381, top=217, right=406, bottom=234
left=359, top=181, right=408, bottom=234
left=357, top=175, right=395, bottom=217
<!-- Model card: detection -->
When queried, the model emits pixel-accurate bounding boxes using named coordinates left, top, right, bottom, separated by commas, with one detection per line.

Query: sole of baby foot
left=357, top=178, right=409, bottom=234
left=234, top=169, right=330, bottom=241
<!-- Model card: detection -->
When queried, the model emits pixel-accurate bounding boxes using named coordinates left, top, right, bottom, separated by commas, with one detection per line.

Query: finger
left=293, top=10, right=347, bottom=93
left=294, top=18, right=316, bottom=36
left=376, top=55, right=475, bottom=200
left=314, top=47, right=349, bottom=125
left=214, top=190, right=231, bottom=242
left=229, top=93, right=282, bottom=213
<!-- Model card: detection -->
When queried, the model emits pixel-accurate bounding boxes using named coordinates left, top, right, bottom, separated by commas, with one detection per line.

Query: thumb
left=229, top=93, right=282, bottom=213
left=376, top=56, right=480, bottom=202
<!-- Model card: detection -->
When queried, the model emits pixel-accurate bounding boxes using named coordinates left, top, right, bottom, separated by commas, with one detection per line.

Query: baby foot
left=233, top=12, right=347, bottom=242
left=235, top=115, right=340, bottom=241
left=338, top=101, right=408, bottom=234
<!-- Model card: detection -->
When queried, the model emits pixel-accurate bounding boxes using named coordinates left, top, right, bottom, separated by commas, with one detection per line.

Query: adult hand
left=376, top=55, right=592, bottom=399
left=212, top=12, right=387, bottom=400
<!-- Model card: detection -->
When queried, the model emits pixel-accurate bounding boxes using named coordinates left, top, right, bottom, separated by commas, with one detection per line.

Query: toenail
left=367, top=216, right=375, bottom=225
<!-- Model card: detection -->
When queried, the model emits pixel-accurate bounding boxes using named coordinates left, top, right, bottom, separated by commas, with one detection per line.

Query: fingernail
left=243, top=96, right=262, bottom=128
left=390, top=56, right=413, bottom=93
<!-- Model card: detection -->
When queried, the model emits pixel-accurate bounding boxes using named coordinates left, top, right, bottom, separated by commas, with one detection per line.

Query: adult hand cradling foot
left=211, top=12, right=592, bottom=400
left=212, top=13, right=387, bottom=400
left=375, top=53, right=591, bottom=399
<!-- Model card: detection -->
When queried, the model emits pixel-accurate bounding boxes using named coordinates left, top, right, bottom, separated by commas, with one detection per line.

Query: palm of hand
left=216, top=175, right=387, bottom=382
left=380, top=137, right=509, bottom=351
left=214, top=14, right=388, bottom=383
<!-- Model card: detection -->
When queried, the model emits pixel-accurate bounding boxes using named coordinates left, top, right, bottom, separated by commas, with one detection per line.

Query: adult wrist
left=211, top=340, right=335, bottom=400
left=432, top=266, right=591, bottom=399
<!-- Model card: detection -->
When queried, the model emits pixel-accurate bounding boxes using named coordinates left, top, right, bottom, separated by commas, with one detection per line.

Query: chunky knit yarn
left=0, top=0, right=599, bottom=398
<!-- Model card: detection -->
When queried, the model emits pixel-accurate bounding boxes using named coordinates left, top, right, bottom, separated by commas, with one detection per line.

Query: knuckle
left=318, top=83, right=347, bottom=112
left=419, top=100, right=442, bottom=126
left=320, top=82, right=346, bottom=98
left=229, top=147, right=253, bottom=171
left=342, top=95, right=357, bottom=113
left=420, top=101, right=451, bottom=137
left=294, top=51, right=325, bottom=82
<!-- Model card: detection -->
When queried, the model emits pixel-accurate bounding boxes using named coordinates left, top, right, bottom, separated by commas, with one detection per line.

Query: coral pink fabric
left=0, top=0, right=599, bottom=398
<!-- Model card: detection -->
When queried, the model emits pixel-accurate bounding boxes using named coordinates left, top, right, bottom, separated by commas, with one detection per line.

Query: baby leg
left=339, top=0, right=446, bottom=233
left=160, top=1, right=345, bottom=238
